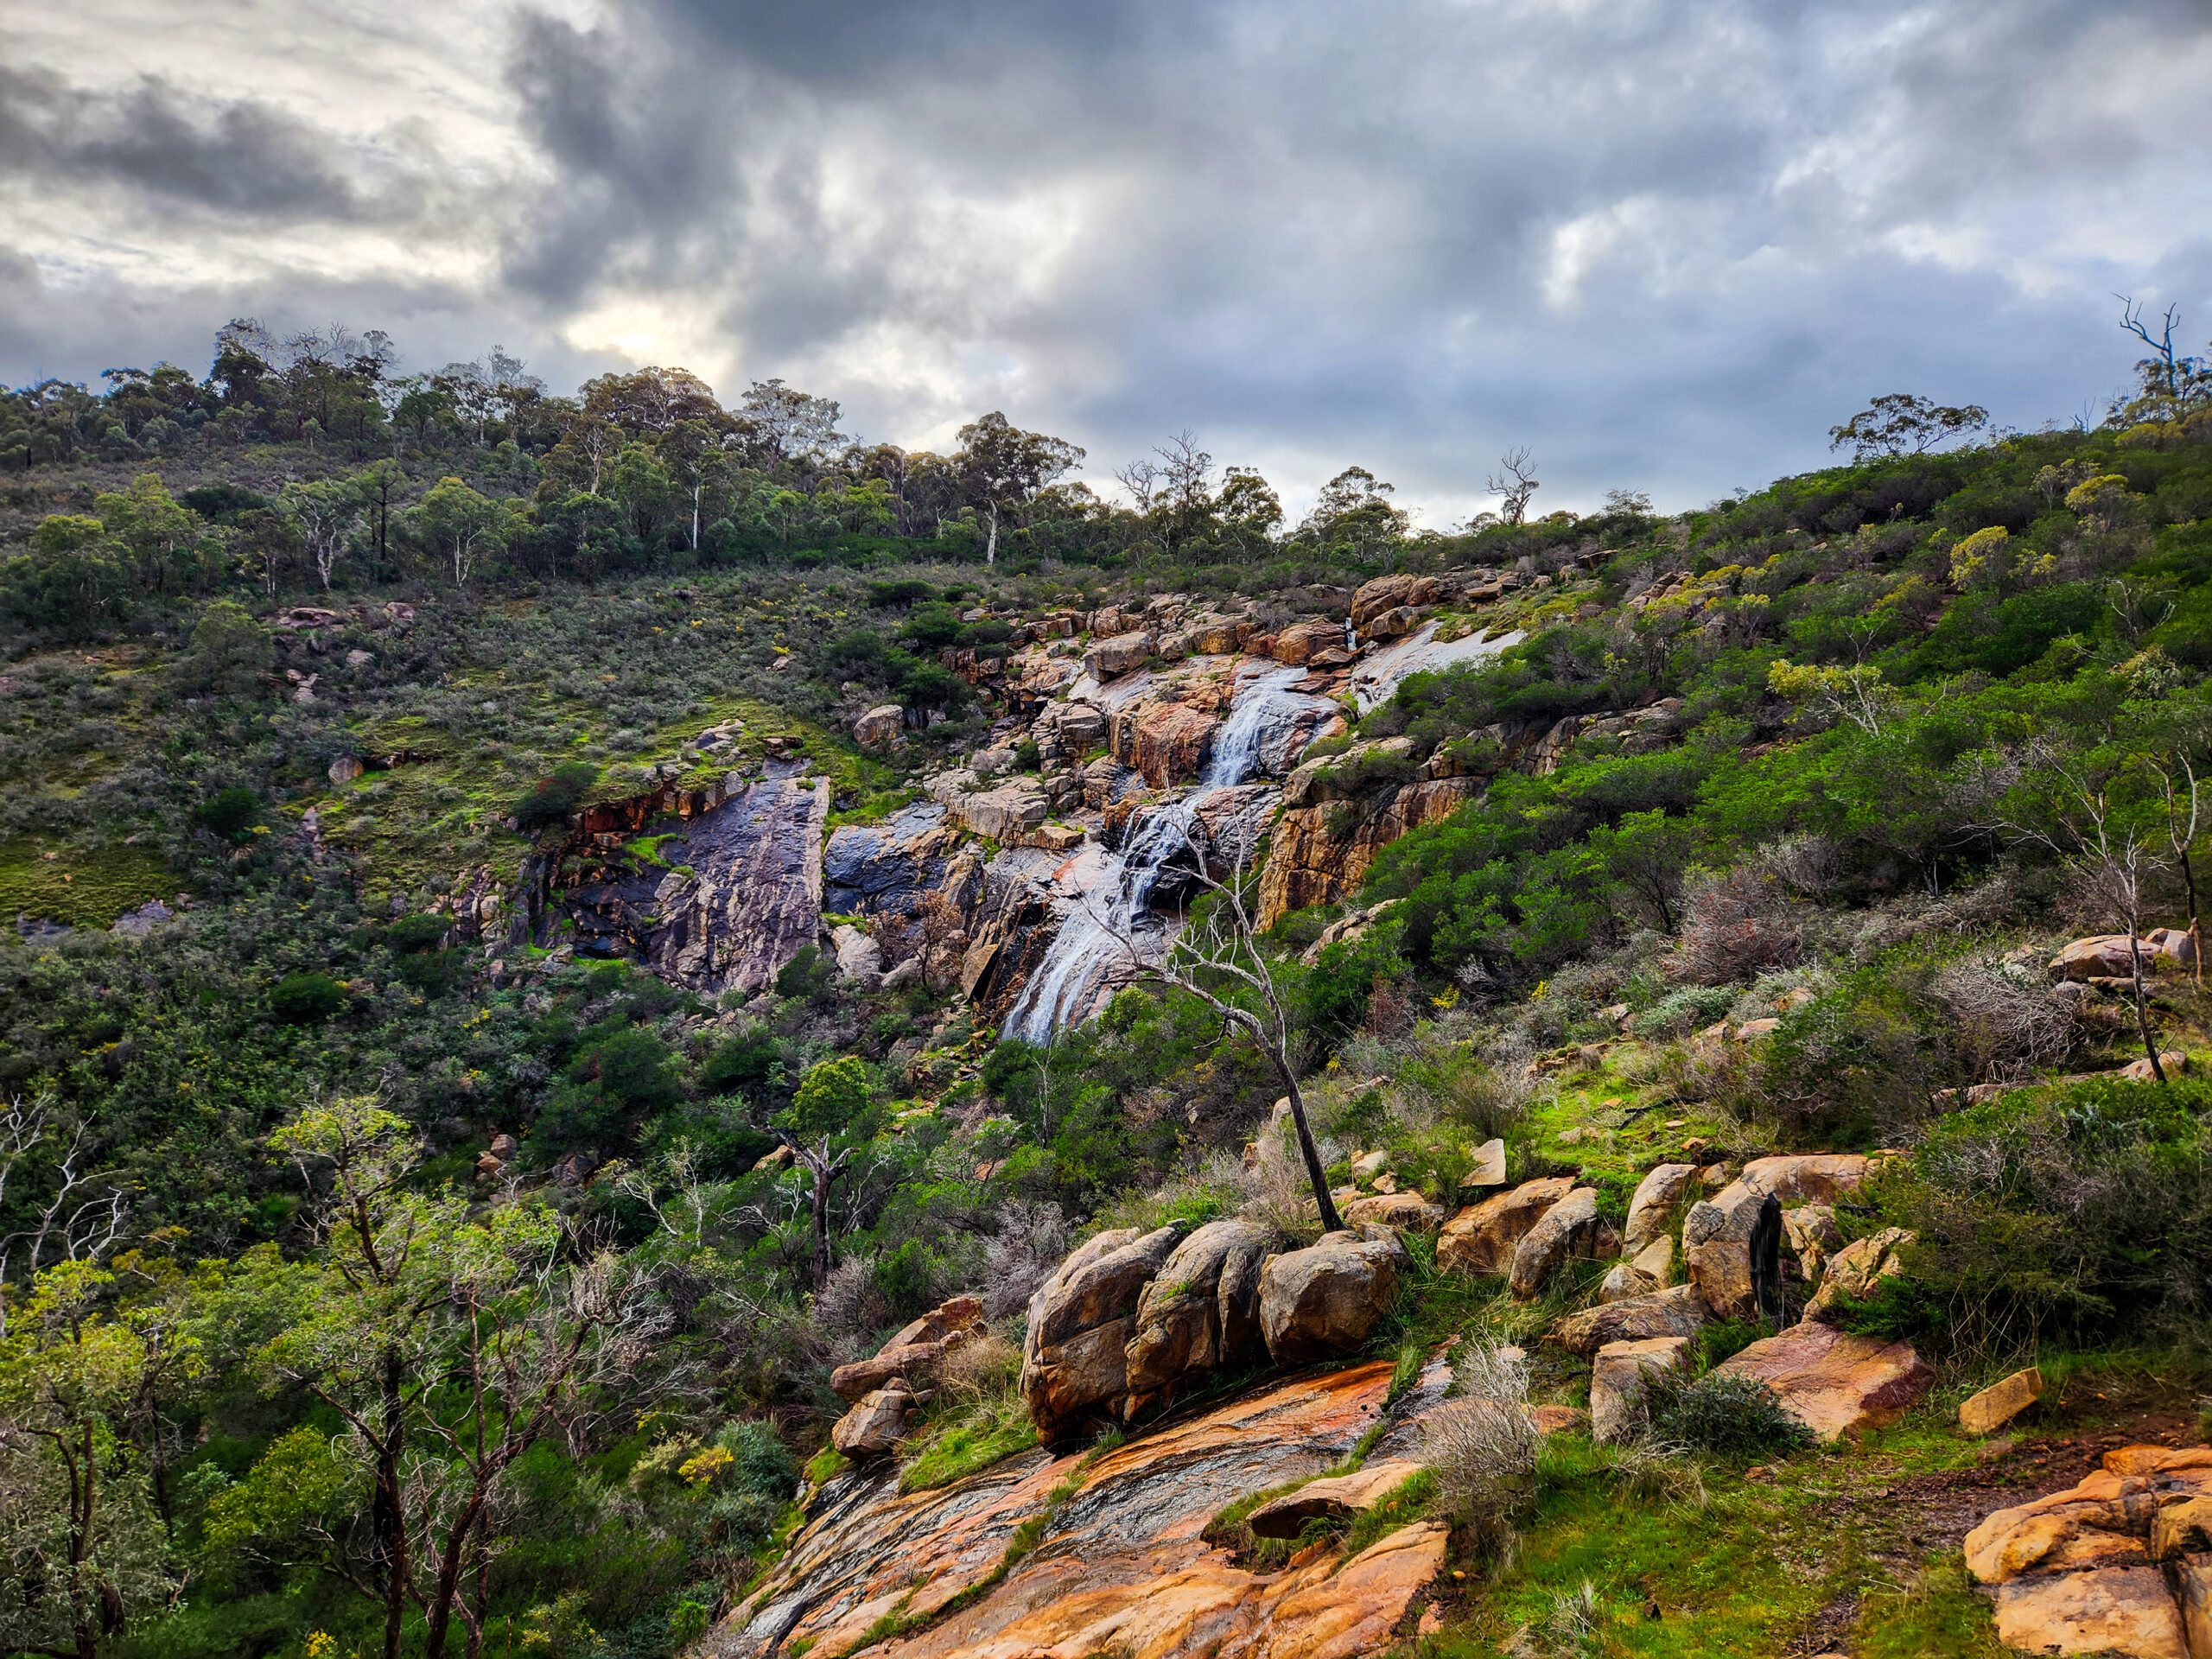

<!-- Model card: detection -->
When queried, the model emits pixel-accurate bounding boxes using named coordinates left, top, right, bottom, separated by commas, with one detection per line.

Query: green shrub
left=384, top=912, right=451, bottom=952
left=1629, top=985, right=1735, bottom=1038
left=198, top=785, right=261, bottom=840
left=1868, top=1075, right=2212, bottom=1357
left=867, top=578, right=935, bottom=607
left=1650, top=1372, right=1813, bottom=1458
left=267, top=971, right=346, bottom=1024
left=1692, top=1319, right=1764, bottom=1373
left=774, top=944, right=836, bottom=1002
left=513, top=761, right=600, bottom=833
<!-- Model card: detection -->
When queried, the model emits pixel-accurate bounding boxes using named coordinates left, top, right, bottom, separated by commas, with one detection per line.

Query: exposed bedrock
left=709, top=1359, right=1451, bottom=1659
left=542, top=762, right=830, bottom=995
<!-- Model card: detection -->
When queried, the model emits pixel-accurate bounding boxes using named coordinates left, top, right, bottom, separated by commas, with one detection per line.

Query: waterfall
left=1004, top=665, right=1309, bottom=1042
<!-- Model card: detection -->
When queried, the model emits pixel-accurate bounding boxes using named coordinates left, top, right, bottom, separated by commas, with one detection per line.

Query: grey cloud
left=4, top=0, right=2209, bottom=518
left=0, top=66, right=385, bottom=219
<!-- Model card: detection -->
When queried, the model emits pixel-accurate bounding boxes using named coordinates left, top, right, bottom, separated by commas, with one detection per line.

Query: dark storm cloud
left=0, top=66, right=385, bottom=219
left=485, top=0, right=2212, bottom=512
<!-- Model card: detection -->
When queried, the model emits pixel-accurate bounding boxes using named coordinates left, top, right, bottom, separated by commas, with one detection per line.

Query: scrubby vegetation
left=3, top=318, right=2210, bottom=1657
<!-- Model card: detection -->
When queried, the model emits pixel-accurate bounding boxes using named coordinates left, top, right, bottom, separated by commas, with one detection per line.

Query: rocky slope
left=456, top=569, right=1635, bottom=1037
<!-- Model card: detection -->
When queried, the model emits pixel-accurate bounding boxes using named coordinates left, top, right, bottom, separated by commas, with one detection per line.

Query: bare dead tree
left=1113, top=455, right=1162, bottom=513
left=1997, top=761, right=2171, bottom=1081
left=1154, top=430, right=1213, bottom=515
left=0, top=1098, right=130, bottom=1334
left=1485, top=448, right=1541, bottom=527
left=2107, top=579, right=2177, bottom=643
left=2119, top=295, right=2183, bottom=402
left=1080, top=822, right=1342, bottom=1232
left=400, top=1248, right=669, bottom=1659
left=2149, top=753, right=2204, bottom=985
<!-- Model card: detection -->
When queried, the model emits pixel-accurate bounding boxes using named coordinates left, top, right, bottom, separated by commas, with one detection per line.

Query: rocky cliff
left=467, top=569, right=1577, bottom=1033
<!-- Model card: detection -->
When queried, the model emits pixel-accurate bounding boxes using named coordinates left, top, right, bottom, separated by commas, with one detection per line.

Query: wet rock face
left=552, top=765, right=829, bottom=996
left=1347, top=618, right=1524, bottom=714
left=1110, top=698, right=1221, bottom=788
left=823, top=803, right=959, bottom=916
left=1964, top=1445, right=2212, bottom=1659
left=711, top=1361, right=1447, bottom=1659
left=1244, top=1459, right=1426, bottom=1540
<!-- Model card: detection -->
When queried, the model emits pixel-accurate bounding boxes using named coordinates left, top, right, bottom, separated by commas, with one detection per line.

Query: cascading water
left=1004, top=665, right=1313, bottom=1042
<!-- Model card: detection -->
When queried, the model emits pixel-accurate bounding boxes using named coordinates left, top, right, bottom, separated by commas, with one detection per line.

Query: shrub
left=198, top=785, right=261, bottom=840
left=1673, top=866, right=1802, bottom=986
left=870, top=1238, right=940, bottom=1327
left=938, top=1332, right=1022, bottom=1407
left=512, top=761, right=599, bottom=833
left=1628, top=984, right=1735, bottom=1038
left=1871, top=1076, right=2212, bottom=1357
left=1416, top=1338, right=1539, bottom=1558
left=700, top=1027, right=785, bottom=1097
left=867, top=577, right=935, bottom=607
left=384, top=912, right=451, bottom=952
left=1649, top=1371, right=1812, bottom=1458
left=1692, top=1319, right=1763, bottom=1373
left=1392, top=1039, right=1533, bottom=1141
left=185, top=600, right=274, bottom=695
left=1927, top=950, right=2078, bottom=1079
left=977, top=1199, right=1071, bottom=1322
left=1751, top=976, right=1940, bottom=1144
left=267, top=971, right=346, bottom=1025
left=774, top=944, right=836, bottom=1002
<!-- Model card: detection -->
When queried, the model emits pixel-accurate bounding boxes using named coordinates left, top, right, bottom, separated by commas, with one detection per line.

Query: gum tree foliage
left=230, top=1098, right=666, bottom=1659
left=1827, top=391, right=1990, bottom=460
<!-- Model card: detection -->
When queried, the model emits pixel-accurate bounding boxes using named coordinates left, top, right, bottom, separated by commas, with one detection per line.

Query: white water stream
left=1003, top=664, right=1310, bottom=1042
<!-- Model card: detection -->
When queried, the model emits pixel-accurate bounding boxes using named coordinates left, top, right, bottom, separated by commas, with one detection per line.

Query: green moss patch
left=0, top=837, right=174, bottom=926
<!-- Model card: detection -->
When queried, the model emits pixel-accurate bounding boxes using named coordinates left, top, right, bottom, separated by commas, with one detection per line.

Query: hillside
left=2, top=330, right=2209, bottom=1659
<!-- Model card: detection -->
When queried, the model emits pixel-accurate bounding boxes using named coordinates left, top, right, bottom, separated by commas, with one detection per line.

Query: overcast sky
left=3, top=0, right=2209, bottom=523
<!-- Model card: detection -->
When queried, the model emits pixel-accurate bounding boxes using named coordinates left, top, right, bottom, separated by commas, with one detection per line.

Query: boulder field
left=823, top=1148, right=1945, bottom=1470
left=754, top=1135, right=2212, bottom=1659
